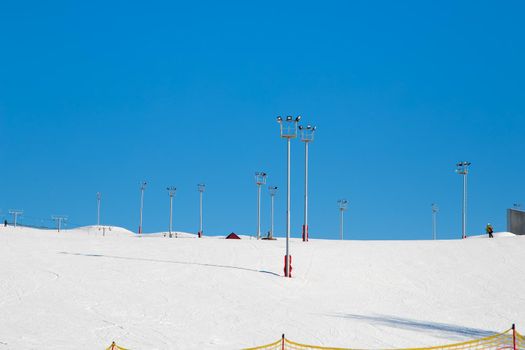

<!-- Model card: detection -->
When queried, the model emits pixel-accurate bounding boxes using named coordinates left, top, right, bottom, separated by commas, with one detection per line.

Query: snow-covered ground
left=0, top=226, right=523, bottom=349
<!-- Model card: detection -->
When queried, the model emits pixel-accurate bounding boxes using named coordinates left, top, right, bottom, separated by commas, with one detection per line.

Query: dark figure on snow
left=486, top=223, right=494, bottom=238
left=3, top=219, right=7, bottom=227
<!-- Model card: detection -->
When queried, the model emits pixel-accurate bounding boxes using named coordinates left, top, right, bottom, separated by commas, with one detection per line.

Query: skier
left=3, top=219, right=7, bottom=227
left=486, top=223, right=494, bottom=238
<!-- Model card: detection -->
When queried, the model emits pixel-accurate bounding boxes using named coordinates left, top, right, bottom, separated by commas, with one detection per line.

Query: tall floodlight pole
left=52, top=215, right=68, bottom=232
left=96, top=192, right=101, bottom=227
left=431, top=203, right=439, bottom=240
left=277, top=115, right=301, bottom=278
left=167, top=186, right=177, bottom=238
left=338, top=199, right=348, bottom=240
left=139, top=181, right=147, bottom=234
left=8, top=209, right=23, bottom=228
left=255, top=172, right=267, bottom=240
left=299, top=124, right=316, bottom=242
left=197, top=184, right=205, bottom=238
left=455, top=162, right=471, bottom=239
left=268, top=186, right=278, bottom=239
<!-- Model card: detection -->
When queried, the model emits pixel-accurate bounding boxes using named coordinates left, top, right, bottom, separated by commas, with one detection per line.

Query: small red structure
left=226, top=232, right=241, bottom=239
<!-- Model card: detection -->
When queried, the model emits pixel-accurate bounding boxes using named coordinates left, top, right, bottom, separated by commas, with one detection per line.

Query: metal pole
left=199, top=190, right=203, bottom=237
left=139, top=187, right=144, bottom=234
left=340, top=209, right=344, bottom=240
left=462, top=172, right=467, bottom=239
left=271, top=191, right=275, bottom=239
left=432, top=209, right=436, bottom=240
left=303, top=141, right=309, bottom=242
left=257, top=184, right=261, bottom=240
left=169, top=194, right=173, bottom=238
left=286, top=137, right=291, bottom=277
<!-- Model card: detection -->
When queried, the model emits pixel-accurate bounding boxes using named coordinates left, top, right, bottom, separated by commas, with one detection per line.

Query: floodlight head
left=295, top=116, right=301, bottom=122
left=268, top=186, right=278, bottom=195
left=255, top=172, right=267, bottom=185
left=338, top=199, right=349, bottom=211
left=298, top=125, right=303, bottom=130
left=277, top=116, right=282, bottom=123
left=299, top=123, right=316, bottom=142
left=456, top=161, right=471, bottom=174
left=277, top=115, right=301, bottom=138
left=198, top=183, right=205, bottom=192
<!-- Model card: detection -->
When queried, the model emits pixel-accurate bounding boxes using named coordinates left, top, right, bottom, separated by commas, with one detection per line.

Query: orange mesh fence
left=245, top=326, right=523, bottom=350
left=105, top=341, right=129, bottom=350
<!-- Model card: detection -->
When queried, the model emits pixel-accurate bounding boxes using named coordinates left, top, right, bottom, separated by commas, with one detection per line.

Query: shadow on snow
left=58, top=251, right=280, bottom=277
left=329, top=313, right=498, bottom=341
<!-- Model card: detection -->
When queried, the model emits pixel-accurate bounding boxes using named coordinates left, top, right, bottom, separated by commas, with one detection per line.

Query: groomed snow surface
left=0, top=226, right=523, bottom=350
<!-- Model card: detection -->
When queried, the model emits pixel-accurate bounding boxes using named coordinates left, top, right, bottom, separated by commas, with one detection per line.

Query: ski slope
left=0, top=226, right=523, bottom=349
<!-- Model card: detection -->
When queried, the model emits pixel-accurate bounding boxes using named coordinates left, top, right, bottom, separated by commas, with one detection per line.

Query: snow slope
left=0, top=226, right=523, bottom=349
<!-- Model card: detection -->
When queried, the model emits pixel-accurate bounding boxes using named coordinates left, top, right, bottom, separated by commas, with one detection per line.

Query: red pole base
left=198, top=231, right=202, bottom=238
left=138, top=226, right=142, bottom=234
left=284, top=255, right=292, bottom=277
left=302, top=224, right=308, bottom=242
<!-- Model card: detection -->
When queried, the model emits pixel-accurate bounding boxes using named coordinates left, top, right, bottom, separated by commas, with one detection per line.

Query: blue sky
left=1, top=1, right=524, bottom=239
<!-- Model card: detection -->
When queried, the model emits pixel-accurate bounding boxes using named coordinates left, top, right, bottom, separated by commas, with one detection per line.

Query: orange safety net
left=245, top=327, right=524, bottom=350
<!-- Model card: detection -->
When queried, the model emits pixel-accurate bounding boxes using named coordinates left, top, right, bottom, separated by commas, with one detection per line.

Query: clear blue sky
left=1, top=1, right=524, bottom=240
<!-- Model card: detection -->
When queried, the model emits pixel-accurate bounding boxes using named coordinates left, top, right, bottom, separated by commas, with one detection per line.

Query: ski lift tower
left=299, top=124, right=316, bottom=242
left=338, top=199, right=349, bottom=240
left=455, top=161, right=471, bottom=239
left=197, top=184, right=205, bottom=238
left=167, top=186, right=177, bottom=238
left=277, top=115, right=301, bottom=277
left=8, top=209, right=24, bottom=228
left=432, top=203, right=439, bottom=240
left=96, top=192, right=101, bottom=227
left=255, top=172, right=267, bottom=240
left=52, top=215, right=68, bottom=232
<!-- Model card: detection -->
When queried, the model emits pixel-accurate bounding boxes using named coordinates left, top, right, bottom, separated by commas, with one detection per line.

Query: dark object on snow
left=486, top=224, right=494, bottom=238
left=225, top=232, right=241, bottom=239
left=3, top=220, right=7, bottom=227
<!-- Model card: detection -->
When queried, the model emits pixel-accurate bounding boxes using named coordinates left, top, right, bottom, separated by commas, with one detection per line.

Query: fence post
left=281, top=334, right=285, bottom=350
left=513, top=324, right=517, bottom=350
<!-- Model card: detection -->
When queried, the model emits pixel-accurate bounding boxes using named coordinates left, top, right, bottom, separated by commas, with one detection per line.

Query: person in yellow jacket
left=486, top=223, right=494, bottom=238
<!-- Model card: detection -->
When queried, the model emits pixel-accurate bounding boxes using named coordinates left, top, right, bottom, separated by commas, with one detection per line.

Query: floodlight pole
left=432, top=203, right=439, bottom=240
left=255, top=172, right=267, bottom=240
left=167, top=186, right=176, bottom=238
left=96, top=192, right=101, bottom=227
left=338, top=199, right=348, bottom=240
left=456, top=162, right=471, bottom=239
left=277, top=115, right=300, bottom=278
left=8, top=210, right=23, bottom=228
left=198, top=184, right=205, bottom=238
left=268, top=186, right=278, bottom=239
left=139, top=181, right=147, bottom=234
left=299, top=125, right=316, bottom=242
